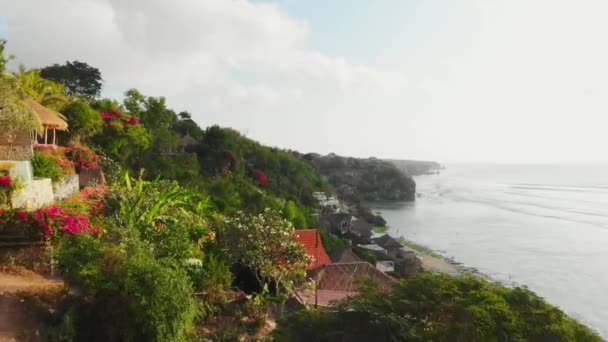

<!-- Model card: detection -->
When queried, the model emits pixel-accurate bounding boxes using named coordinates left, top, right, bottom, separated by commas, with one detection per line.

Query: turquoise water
left=372, top=164, right=608, bottom=337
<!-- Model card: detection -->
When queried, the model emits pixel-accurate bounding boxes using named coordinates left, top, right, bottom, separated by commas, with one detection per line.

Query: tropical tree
left=18, top=67, right=69, bottom=111
left=0, top=75, right=41, bottom=159
left=40, top=60, right=103, bottom=98
left=0, top=39, right=14, bottom=73
left=60, top=100, right=103, bottom=144
left=220, top=209, right=310, bottom=295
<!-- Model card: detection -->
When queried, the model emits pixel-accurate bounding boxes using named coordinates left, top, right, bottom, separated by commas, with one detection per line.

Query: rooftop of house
left=353, top=245, right=394, bottom=261
left=296, top=261, right=395, bottom=307
left=311, top=262, right=395, bottom=293
left=295, top=229, right=331, bottom=271
left=373, top=234, right=404, bottom=249
left=26, top=98, right=68, bottom=130
left=329, top=247, right=363, bottom=263
left=350, top=218, right=373, bottom=237
left=177, top=134, right=200, bottom=147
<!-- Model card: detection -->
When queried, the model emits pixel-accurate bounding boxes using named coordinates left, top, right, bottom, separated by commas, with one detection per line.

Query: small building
left=176, top=134, right=200, bottom=153
left=26, top=99, right=68, bottom=146
left=321, top=197, right=340, bottom=208
left=373, top=234, right=405, bottom=259
left=355, top=244, right=395, bottom=273
left=319, top=212, right=352, bottom=236
left=347, top=218, right=373, bottom=244
left=296, top=262, right=395, bottom=307
left=312, top=192, right=328, bottom=202
left=295, top=229, right=331, bottom=271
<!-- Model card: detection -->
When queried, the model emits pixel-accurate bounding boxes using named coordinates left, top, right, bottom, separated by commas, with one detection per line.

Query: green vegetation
left=0, top=41, right=602, bottom=340
left=372, top=225, right=389, bottom=233
left=319, top=228, right=349, bottom=255
left=274, top=273, right=602, bottom=342
left=40, top=60, right=103, bottom=99
left=31, top=150, right=63, bottom=182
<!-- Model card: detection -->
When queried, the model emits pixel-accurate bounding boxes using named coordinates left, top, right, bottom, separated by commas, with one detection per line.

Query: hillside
left=0, top=42, right=602, bottom=341
left=304, top=153, right=416, bottom=203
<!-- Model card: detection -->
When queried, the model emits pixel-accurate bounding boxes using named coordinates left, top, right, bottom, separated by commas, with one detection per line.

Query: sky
left=1, top=0, right=608, bottom=163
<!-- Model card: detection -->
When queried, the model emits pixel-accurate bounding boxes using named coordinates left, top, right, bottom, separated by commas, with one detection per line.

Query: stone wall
left=0, top=131, right=33, bottom=160
left=53, top=175, right=79, bottom=200
left=11, top=179, right=54, bottom=210
left=79, top=167, right=105, bottom=188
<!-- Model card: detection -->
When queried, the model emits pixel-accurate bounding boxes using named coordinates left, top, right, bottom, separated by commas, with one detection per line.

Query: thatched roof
left=177, top=134, right=200, bottom=147
left=25, top=98, right=68, bottom=131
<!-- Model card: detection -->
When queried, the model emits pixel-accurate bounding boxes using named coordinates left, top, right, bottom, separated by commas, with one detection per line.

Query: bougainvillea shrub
left=255, top=170, right=269, bottom=188
left=65, top=145, right=99, bottom=171
left=32, top=146, right=76, bottom=177
left=100, top=110, right=140, bottom=127
left=0, top=186, right=106, bottom=238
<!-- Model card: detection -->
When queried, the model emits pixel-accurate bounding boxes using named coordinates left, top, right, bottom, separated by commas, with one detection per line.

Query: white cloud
left=1, top=0, right=409, bottom=159
left=4, top=0, right=608, bottom=162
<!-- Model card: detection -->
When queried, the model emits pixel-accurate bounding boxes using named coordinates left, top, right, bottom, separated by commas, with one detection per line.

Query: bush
left=274, top=273, right=603, bottom=342
left=32, top=150, right=63, bottom=182
left=220, top=209, right=310, bottom=295
left=57, top=232, right=197, bottom=342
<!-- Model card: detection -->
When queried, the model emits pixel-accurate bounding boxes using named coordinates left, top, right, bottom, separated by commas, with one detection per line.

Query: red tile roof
left=295, top=229, right=331, bottom=271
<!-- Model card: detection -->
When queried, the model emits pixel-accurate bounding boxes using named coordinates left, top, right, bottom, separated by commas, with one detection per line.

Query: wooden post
left=52, top=127, right=56, bottom=145
left=44, top=127, right=48, bottom=145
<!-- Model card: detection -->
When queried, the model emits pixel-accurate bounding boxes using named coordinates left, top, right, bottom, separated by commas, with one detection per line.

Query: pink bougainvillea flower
left=0, top=176, right=13, bottom=187
left=255, top=170, right=269, bottom=188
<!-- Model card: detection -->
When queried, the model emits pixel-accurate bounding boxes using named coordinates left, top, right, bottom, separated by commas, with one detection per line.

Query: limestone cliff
left=304, top=153, right=416, bottom=203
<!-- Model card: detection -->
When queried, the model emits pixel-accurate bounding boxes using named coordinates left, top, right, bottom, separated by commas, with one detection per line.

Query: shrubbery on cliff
left=274, top=273, right=602, bottom=341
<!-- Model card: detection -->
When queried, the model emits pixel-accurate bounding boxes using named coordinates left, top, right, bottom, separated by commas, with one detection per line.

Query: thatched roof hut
left=25, top=98, right=68, bottom=145
left=25, top=99, right=68, bottom=130
left=177, top=134, right=199, bottom=148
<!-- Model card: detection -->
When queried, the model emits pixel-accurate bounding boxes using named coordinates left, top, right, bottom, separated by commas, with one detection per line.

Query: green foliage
left=192, top=125, right=328, bottom=215
left=283, top=200, right=308, bottom=228
left=103, top=174, right=212, bottom=260
left=32, top=150, right=62, bottom=182
left=0, top=39, right=10, bottom=73
left=40, top=60, right=103, bottom=98
left=372, top=225, right=389, bottom=233
left=274, top=273, right=603, bottom=342
left=54, top=178, right=226, bottom=341
left=95, top=153, right=123, bottom=185
left=220, top=209, right=311, bottom=295
left=90, top=100, right=150, bottom=167
left=319, top=228, right=349, bottom=255
left=0, top=75, right=42, bottom=159
left=57, top=233, right=197, bottom=342
left=60, top=100, right=103, bottom=143
left=17, top=67, right=69, bottom=111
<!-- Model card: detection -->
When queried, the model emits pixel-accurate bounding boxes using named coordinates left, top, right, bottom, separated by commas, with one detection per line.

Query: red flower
left=127, top=115, right=140, bottom=125
left=17, top=209, right=29, bottom=222
left=0, top=176, right=12, bottom=187
left=255, top=170, right=269, bottom=188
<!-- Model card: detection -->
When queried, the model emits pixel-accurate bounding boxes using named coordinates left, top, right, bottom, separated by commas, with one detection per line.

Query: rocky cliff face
left=305, top=154, right=416, bottom=203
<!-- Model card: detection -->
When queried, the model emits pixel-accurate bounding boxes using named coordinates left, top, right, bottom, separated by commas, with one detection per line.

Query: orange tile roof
left=295, top=229, right=331, bottom=271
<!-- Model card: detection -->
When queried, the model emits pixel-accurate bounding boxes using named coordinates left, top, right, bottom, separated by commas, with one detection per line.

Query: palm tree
left=17, top=66, right=69, bottom=111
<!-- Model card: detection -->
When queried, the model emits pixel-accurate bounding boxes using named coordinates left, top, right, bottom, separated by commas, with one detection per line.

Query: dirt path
left=0, top=268, right=62, bottom=294
left=0, top=267, right=64, bottom=342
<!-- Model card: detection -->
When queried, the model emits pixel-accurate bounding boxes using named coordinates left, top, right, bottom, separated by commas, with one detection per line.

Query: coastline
left=397, top=236, right=489, bottom=279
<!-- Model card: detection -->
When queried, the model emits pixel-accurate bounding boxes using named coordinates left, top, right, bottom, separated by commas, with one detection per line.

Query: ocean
left=371, top=164, right=608, bottom=337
